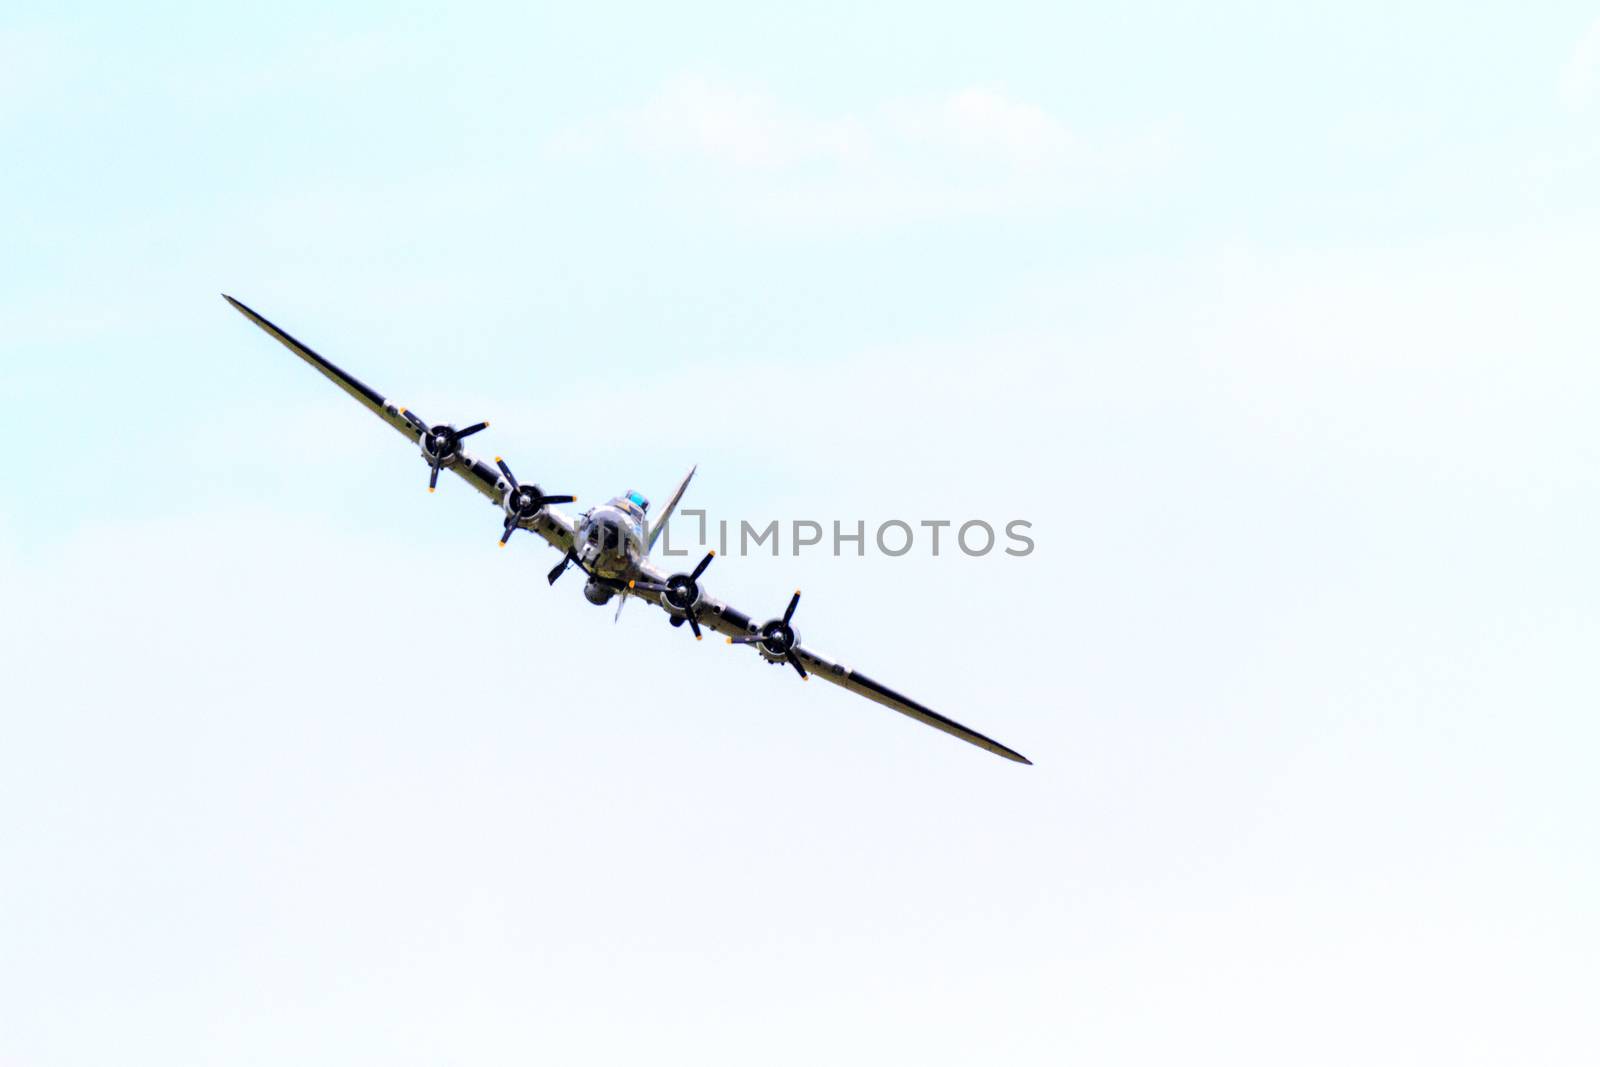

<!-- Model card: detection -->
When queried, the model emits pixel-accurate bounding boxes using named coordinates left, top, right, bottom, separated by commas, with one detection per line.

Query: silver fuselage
left=575, top=499, right=648, bottom=580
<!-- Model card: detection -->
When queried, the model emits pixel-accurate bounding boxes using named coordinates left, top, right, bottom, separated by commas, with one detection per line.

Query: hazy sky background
left=3, top=3, right=1598, bottom=1064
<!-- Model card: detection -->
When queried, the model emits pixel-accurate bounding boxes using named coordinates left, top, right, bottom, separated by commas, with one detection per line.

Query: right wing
left=626, top=557, right=1031, bottom=764
left=224, top=295, right=578, bottom=553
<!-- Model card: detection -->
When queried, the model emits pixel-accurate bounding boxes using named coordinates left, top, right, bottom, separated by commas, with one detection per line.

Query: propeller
left=494, top=456, right=575, bottom=546
left=629, top=551, right=715, bottom=640
left=727, top=590, right=808, bottom=679
left=399, top=409, right=490, bottom=492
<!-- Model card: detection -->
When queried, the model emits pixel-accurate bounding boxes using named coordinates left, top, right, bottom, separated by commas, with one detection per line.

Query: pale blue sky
left=3, top=4, right=1599, bottom=1065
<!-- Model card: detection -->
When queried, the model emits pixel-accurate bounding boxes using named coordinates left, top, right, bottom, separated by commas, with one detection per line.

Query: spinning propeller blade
left=726, top=590, right=807, bottom=677
left=495, top=456, right=575, bottom=547
left=631, top=550, right=716, bottom=641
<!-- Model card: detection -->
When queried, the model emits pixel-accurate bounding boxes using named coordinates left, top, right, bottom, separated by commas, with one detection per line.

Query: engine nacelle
left=733, top=591, right=805, bottom=677
left=419, top=428, right=458, bottom=467
left=657, top=581, right=703, bottom=617
left=632, top=551, right=717, bottom=642
left=755, top=622, right=801, bottom=664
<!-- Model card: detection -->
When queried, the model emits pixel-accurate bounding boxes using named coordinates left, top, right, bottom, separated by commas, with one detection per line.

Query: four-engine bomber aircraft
left=225, top=295, right=1030, bottom=764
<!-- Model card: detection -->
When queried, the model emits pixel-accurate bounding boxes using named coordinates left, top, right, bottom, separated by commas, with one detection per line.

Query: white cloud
left=892, top=87, right=1076, bottom=164
left=630, top=77, right=868, bottom=168
left=549, top=78, right=1166, bottom=227
left=623, top=79, right=1075, bottom=170
left=1559, top=17, right=1600, bottom=111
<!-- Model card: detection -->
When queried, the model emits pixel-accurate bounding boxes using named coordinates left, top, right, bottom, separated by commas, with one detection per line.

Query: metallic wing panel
left=224, top=295, right=577, bottom=553
left=682, top=591, right=1030, bottom=764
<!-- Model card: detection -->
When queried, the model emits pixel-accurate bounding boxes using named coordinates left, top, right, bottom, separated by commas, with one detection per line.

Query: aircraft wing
left=228, top=294, right=1028, bottom=766
left=626, top=560, right=1031, bottom=764
left=224, top=295, right=578, bottom=553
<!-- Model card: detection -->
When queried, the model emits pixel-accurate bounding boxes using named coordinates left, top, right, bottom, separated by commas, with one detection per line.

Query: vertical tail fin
left=646, top=464, right=697, bottom=554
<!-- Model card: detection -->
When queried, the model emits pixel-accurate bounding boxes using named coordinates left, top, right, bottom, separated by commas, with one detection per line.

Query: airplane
left=223, top=295, right=1031, bottom=765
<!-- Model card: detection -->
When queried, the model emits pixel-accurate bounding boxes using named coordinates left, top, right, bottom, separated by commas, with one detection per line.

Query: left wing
left=224, top=295, right=577, bottom=553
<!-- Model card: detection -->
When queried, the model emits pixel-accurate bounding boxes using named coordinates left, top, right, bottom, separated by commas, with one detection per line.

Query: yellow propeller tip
left=709, top=550, right=717, bottom=556
left=795, top=588, right=802, bottom=596
left=498, top=541, right=507, bottom=548
left=725, top=637, right=734, bottom=644
left=427, top=487, right=435, bottom=493
left=494, top=455, right=503, bottom=463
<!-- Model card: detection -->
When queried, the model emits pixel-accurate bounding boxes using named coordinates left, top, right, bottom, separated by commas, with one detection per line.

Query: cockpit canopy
left=610, top=491, right=649, bottom=527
